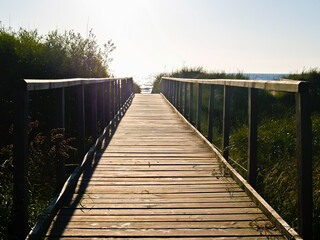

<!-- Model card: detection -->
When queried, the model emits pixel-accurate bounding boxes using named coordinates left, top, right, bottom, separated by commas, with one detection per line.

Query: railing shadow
left=45, top=95, right=133, bottom=237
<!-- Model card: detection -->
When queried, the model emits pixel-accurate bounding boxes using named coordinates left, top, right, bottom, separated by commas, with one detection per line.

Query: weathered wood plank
left=44, top=94, right=285, bottom=239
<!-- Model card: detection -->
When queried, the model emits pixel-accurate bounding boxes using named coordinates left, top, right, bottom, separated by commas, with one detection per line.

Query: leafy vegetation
left=0, top=25, right=137, bottom=239
left=153, top=67, right=320, bottom=238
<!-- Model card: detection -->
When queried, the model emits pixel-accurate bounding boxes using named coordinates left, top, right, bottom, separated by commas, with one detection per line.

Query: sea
left=244, top=73, right=288, bottom=81
left=140, top=73, right=289, bottom=94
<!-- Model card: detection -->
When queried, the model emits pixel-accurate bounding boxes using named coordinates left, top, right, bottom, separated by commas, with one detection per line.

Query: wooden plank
left=47, top=228, right=282, bottom=237
left=67, top=202, right=256, bottom=209
left=58, top=208, right=263, bottom=216
left=67, top=192, right=249, bottom=199
left=52, top=213, right=266, bottom=222
left=52, top=237, right=284, bottom=240
left=69, top=197, right=252, bottom=203
left=50, top=220, right=273, bottom=229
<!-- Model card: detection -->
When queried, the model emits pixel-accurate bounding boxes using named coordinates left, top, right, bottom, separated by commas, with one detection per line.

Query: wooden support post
left=105, top=82, right=110, bottom=126
left=296, top=90, right=313, bottom=239
left=13, top=88, right=29, bottom=239
left=55, top=87, right=65, bottom=192
left=171, top=81, right=174, bottom=104
left=222, top=85, right=231, bottom=160
left=114, top=81, right=118, bottom=115
left=170, top=81, right=173, bottom=103
left=111, top=81, right=115, bottom=118
left=120, top=80, right=124, bottom=106
left=77, top=84, right=85, bottom=160
left=176, top=82, right=179, bottom=109
left=196, top=84, right=202, bottom=131
left=184, top=82, right=188, bottom=118
left=168, top=81, right=171, bottom=101
left=189, top=83, right=194, bottom=124
left=175, top=81, right=179, bottom=109
left=247, top=88, right=258, bottom=188
left=117, top=80, right=121, bottom=111
left=176, top=82, right=179, bottom=111
left=179, top=81, right=183, bottom=113
left=91, top=84, right=97, bottom=142
left=98, top=83, right=106, bottom=131
left=174, top=81, right=178, bottom=107
left=207, top=85, right=214, bottom=143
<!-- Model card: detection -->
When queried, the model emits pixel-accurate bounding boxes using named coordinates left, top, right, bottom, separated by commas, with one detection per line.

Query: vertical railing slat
left=91, top=84, right=98, bottom=142
left=56, top=87, right=65, bottom=192
left=184, top=82, right=188, bottom=118
left=222, top=85, right=231, bottom=160
left=13, top=88, right=29, bottom=239
left=77, top=84, right=85, bottom=160
left=179, top=82, right=183, bottom=113
left=196, top=84, right=202, bottom=131
left=189, top=83, right=194, bottom=124
left=105, top=82, right=110, bottom=126
left=247, top=88, right=258, bottom=188
left=98, top=83, right=106, bottom=132
left=296, top=90, right=313, bottom=239
left=207, top=85, right=214, bottom=143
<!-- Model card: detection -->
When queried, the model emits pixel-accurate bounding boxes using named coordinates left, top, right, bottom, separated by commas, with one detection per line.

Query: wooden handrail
left=162, top=77, right=308, bottom=93
left=24, top=77, right=132, bottom=91
left=161, top=77, right=312, bottom=240
left=12, top=77, right=134, bottom=239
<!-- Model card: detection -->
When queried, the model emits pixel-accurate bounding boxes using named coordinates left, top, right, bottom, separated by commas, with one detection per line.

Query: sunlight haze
left=1, top=0, right=319, bottom=84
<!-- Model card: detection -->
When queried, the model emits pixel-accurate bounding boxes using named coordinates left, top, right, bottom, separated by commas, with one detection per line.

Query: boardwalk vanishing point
left=44, top=94, right=286, bottom=239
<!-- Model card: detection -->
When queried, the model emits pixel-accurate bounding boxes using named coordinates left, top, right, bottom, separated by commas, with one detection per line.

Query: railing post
left=105, top=82, right=110, bottom=126
left=247, top=88, right=258, bottom=188
left=179, top=82, right=183, bottom=112
left=184, top=82, right=188, bottom=118
left=91, top=84, right=98, bottom=142
left=13, top=87, right=29, bottom=239
left=98, top=83, right=106, bottom=132
left=111, top=81, right=115, bottom=118
left=77, top=84, right=85, bottom=160
left=222, top=85, right=231, bottom=160
left=175, top=81, right=178, bottom=107
left=296, top=90, right=313, bottom=239
left=171, top=81, right=175, bottom=104
left=117, top=80, right=121, bottom=111
left=189, top=83, right=194, bottom=124
left=170, top=81, right=174, bottom=103
left=207, top=85, right=214, bottom=143
left=172, top=81, right=174, bottom=105
left=168, top=80, right=171, bottom=101
left=114, top=80, right=118, bottom=115
left=196, top=84, right=202, bottom=131
left=55, top=87, right=65, bottom=192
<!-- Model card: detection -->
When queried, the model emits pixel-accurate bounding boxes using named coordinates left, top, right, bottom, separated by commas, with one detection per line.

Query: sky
left=1, top=0, right=320, bottom=85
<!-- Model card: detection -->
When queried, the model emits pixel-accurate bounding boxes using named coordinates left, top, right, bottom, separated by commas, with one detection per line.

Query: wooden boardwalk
left=45, top=94, right=284, bottom=239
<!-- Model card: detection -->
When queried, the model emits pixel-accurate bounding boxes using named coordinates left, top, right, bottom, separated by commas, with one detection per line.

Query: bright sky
left=1, top=0, right=320, bottom=85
